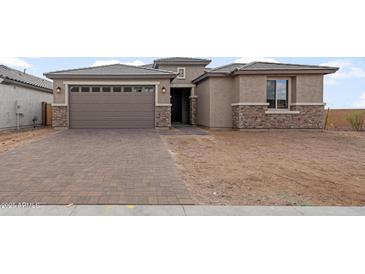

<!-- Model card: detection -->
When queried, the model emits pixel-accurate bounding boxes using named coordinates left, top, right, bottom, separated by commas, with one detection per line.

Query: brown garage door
left=69, top=85, right=155, bottom=129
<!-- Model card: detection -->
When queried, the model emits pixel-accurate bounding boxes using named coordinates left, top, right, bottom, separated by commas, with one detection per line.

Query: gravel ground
left=162, top=130, right=365, bottom=206
left=0, top=128, right=55, bottom=154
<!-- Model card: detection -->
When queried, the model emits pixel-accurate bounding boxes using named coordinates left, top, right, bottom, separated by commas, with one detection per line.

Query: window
left=70, top=86, right=79, bottom=92
left=133, top=86, right=143, bottom=92
left=267, top=80, right=288, bottom=109
left=81, top=86, right=90, bottom=92
left=102, top=87, right=111, bottom=92
left=91, top=87, right=100, bottom=92
left=113, top=87, right=122, bottom=92
left=143, top=86, right=154, bottom=92
left=123, top=87, right=132, bottom=92
left=177, top=67, right=186, bottom=79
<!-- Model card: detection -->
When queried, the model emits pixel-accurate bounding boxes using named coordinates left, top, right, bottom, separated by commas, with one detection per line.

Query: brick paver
left=0, top=129, right=193, bottom=205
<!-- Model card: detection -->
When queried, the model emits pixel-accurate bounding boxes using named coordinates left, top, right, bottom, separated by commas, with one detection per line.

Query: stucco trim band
left=63, top=81, right=161, bottom=85
left=265, top=110, right=300, bottom=114
left=61, top=81, right=165, bottom=108
left=171, top=84, right=196, bottom=88
left=291, top=103, right=326, bottom=106
left=231, top=103, right=270, bottom=106
left=156, top=103, right=172, bottom=107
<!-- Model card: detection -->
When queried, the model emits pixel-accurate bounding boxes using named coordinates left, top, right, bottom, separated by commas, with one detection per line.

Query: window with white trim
left=113, top=87, right=122, bottom=92
left=133, top=86, right=143, bottom=92
left=143, top=86, right=154, bottom=92
left=267, top=80, right=289, bottom=109
left=81, top=87, right=90, bottom=92
left=177, top=67, right=186, bottom=79
left=70, top=86, right=79, bottom=92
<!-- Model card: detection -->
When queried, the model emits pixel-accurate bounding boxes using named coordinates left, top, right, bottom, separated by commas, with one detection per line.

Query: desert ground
left=325, top=108, right=365, bottom=130
left=163, top=130, right=365, bottom=206
left=0, top=128, right=54, bottom=154
left=1, top=122, right=365, bottom=206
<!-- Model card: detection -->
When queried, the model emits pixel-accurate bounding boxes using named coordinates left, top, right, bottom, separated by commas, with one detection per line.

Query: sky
left=1, top=57, right=364, bottom=109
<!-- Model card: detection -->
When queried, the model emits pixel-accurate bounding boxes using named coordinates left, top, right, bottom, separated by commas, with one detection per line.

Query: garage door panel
left=70, top=103, right=153, bottom=112
left=71, top=94, right=153, bottom=104
left=70, top=88, right=155, bottom=129
left=71, top=120, right=154, bottom=129
left=71, top=112, right=154, bottom=120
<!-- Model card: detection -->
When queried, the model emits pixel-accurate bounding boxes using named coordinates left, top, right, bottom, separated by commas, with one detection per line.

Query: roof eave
left=232, top=68, right=339, bottom=75
left=192, top=72, right=228, bottom=84
left=154, top=60, right=212, bottom=66
left=1, top=78, right=53, bottom=93
left=44, top=73, right=177, bottom=80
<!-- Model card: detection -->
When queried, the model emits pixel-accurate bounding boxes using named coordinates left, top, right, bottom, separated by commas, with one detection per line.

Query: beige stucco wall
left=209, top=77, right=233, bottom=128
left=0, top=83, right=52, bottom=129
left=156, top=79, right=171, bottom=104
left=53, top=80, right=66, bottom=104
left=236, top=75, right=267, bottom=103
left=157, top=64, right=206, bottom=85
left=291, top=77, right=297, bottom=102
left=294, top=75, right=323, bottom=103
left=233, top=74, right=323, bottom=105
left=195, top=79, right=210, bottom=127
left=195, top=73, right=325, bottom=129
left=51, top=78, right=171, bottom=105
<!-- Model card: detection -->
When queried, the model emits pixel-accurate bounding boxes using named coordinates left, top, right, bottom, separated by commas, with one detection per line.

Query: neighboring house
left=44, top=58, right=338, bottom=129
left=0, top=65, right=53, bottom=129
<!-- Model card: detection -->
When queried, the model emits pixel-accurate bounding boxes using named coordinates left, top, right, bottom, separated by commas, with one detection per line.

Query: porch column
left=189, top=95, right=198, bottom=126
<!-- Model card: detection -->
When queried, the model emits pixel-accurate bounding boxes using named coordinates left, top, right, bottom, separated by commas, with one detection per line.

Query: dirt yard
left=0, top=127, right=55, bottom=154
left=163, top=130, right=365, bottom=206
left=325, top=109, right=365, bottom=130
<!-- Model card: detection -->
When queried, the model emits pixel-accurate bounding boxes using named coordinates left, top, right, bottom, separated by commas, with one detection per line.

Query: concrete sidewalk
left=1, top=205, right=364, bottom=216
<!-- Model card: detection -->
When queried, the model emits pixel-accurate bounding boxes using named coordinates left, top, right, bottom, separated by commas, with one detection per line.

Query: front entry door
left=171, top=90, right=182, bottom=123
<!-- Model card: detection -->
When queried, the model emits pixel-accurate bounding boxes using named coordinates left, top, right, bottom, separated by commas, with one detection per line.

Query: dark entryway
left=171, top=88, right=190, bottom=124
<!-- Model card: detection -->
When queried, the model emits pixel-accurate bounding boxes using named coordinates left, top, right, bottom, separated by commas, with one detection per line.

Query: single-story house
left=0, top=65, right=53, bottom=129
left=44, top=58, right=338, bottom=129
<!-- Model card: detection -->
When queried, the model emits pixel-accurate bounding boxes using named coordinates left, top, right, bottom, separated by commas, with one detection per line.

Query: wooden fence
left=42, top=102, right=52, bottom=126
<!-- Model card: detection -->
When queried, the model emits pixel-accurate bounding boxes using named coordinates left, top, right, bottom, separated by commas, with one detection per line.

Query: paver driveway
left=0, top=129, right=193, bottom=205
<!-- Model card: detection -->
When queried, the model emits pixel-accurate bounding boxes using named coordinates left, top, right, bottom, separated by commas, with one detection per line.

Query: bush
left=346, top=112, right=364, bottom=131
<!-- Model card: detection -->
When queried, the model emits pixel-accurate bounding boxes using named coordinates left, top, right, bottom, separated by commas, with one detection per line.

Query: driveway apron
left=0, top=129, right=193, bottom=205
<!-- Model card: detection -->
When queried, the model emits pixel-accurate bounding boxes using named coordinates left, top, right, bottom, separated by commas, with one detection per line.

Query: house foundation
left=189, top=96, right=198, bottom=125
left=52, top=105, right=68, bottom=128
left=155, top=105, right=171, bottom=128
left=232, top=105, right=324, bottom=129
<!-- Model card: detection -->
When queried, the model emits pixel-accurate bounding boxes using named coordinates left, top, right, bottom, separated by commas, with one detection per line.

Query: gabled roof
left=209, top=63, right=247, bottom=73
left=44, top=63, right=177, bottom=79
left=193, top=61, right=339, bottom=83
left=0, top=65, right=53, bottom=91
left=235, top=61, right=338, bottom=71
left=153, top=57, right=211, bottom=67
left=140, top=63, right=154, bottom=69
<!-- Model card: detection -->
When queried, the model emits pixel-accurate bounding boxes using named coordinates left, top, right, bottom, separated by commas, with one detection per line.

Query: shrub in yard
left=346, top=112, right=364, bottom=131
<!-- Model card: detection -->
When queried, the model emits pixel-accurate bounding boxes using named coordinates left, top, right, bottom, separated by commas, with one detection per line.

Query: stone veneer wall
left=155, top=105, right=171, bottom=128
left=52, top=106, right=68, bottom=128
left=189, top=97, right=198, bottom=125
left=232, top=105, right=324, bottom=129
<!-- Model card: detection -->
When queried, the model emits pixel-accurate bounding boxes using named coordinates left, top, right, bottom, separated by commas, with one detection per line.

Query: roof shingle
left=0, top=65, right=52, bottom=91
left=44, top=63, right=176, bottom=78
left=237, top=62, right=338, bottom=71
left=154, top=57, right=211, bottom=63
left=192, top=61, right=338, bottom=83
left=209, top=63, right=247, bottom=73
